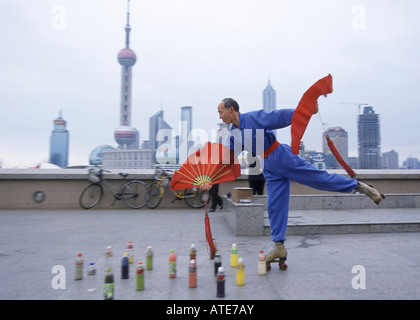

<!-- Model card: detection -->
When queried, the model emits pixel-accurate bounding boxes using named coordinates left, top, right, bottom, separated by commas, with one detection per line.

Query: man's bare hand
left=199, top=183, right=212, bottom=191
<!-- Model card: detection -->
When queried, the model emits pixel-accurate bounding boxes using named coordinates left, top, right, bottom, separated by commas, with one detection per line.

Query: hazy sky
left=1, top=0, right=419, bottom=168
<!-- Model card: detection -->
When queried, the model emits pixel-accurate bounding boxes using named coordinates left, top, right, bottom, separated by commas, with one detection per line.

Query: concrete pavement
left=0, top=207, right=420, bottom=301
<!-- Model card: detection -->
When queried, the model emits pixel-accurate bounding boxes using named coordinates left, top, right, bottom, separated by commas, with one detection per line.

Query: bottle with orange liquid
left=168, top=249, right=177, bottom=278
left=188, top=259, right=197, bottom=288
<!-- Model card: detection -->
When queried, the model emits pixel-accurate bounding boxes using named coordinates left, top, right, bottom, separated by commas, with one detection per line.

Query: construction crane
left=339, top=102, right=368, bottom=115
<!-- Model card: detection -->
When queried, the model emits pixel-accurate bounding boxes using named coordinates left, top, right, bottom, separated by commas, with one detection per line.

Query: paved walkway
left=0, top=208, right=419, bottom=302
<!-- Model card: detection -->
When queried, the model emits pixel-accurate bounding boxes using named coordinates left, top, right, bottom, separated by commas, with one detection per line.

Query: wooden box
left=231, top=187, right=253, bottom=202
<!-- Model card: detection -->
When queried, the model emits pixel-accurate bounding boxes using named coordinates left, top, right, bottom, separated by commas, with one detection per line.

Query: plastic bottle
left=87, top=262, right=97, bottom=292
left=236, top=258, right=245, bottom=286
left=258, top=250, right=266, bottom=275
left=105, top=246, right=113, bottom=270
left=168, top=249, right=177, bottom=278
left=188, top=260, right=197, bottom=288
left=136, top=262, right=145, bottom=291
left=121, top=252, right=129, bottom=279
left=75, top=253, right=83, bottom=280
left=146, top=246, right=153, bottom=270
left=104, top=267, right=114, bottom=300
left=190, top=244, right=197, bottom=262
left=230, top=243, right=238, bottom=267
left=127, top=241, right=134, bottom=264
left=216, top=266, right=225, bottom=298
left=214, top=251, right=222, bottom=276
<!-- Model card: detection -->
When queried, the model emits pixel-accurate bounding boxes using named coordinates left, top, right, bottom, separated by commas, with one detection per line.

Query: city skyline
left=1, top=1, right=420, bottom=168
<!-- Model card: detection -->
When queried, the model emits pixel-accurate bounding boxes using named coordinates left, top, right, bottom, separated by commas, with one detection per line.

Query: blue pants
left=263, top=144, right=358, bottom=242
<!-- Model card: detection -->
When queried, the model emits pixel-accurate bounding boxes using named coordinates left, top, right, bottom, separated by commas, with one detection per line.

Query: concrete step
left=264, top=208, right=420, bottom=236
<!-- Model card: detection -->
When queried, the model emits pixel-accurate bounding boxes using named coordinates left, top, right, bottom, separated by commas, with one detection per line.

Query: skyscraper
left=358, top=106, right=381, bottom=169
left=179, top=106, right=193, bottom=163
left=263, top=80, right=276, bottom=112
left=114, top=0, right=139, bottom=149
left=322, top=127, right=349, bottom=169
left=382, top=149, right=399, bottom=169
left=148, top=110, right=173, bottom=165
left=49, top=111, right=69, bottom=168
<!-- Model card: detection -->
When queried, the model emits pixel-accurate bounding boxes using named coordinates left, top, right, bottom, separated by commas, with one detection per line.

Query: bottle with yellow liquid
left=230, top=243, right=238, bottom=267
left=236, top=258, right=245, bottom=286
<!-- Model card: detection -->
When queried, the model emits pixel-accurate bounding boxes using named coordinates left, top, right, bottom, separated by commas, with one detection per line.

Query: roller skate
left=355, top=181, right=385, bottom=205
left=265, top=241, right=288, bottom=271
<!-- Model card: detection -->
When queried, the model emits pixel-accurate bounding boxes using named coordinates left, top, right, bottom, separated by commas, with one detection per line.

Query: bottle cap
left=260, top=250, right=264, bottom=253
left=191, top=244, right=195, bottom=248
left=123, top=252, right=128, bottom=256
left=170, top=249, right=175, bottom=253
left=218, top=267, right=224, bottom=273
left=147, top=246, right=152, bottom=250
left=190, top=260, right=195, bottom=264
left=90, top=262, right=95, bottom=266
left=106, top=267, right=112, bottom=272
left=238, top=258, right=243, bottom=263
left=137, top=262, right=143, bottom=266
left=77, top=253, right=82, bottom=257
left=232, top=243, right=236, bottom=247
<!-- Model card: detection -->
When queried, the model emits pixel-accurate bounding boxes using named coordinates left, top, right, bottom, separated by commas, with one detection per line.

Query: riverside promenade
left=1, top=207, right=420, bottom=302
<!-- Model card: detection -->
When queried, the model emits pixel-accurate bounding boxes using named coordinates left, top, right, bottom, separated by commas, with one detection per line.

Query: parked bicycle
left=146, top=167, right=210, bottom=209
left=79, top=168, right=148, bottom=209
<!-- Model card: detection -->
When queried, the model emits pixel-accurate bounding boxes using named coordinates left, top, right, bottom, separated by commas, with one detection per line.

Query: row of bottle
left=74, top=242, right=267, bottom=299
left=75, top=242, right=153, bottom=299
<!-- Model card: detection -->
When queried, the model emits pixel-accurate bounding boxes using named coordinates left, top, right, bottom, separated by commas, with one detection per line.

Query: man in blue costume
left=217, top=98, right=384, bottom=262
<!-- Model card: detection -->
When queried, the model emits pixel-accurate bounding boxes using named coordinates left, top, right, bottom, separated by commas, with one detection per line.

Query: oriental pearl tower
left=114, top=0, right=139, bottom=149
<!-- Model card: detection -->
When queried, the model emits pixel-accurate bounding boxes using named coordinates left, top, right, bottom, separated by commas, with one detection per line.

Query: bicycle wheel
left=79, top=184, right=103, bottom=209
left=122, top=180, right=148, bottom=209
left=147, top=182, right=163, bottom=209
left=184, top=188, right=207, bottom=208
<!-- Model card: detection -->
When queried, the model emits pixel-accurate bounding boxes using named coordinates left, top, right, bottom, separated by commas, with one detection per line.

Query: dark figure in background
left=209, top=184, right=223, bottom=212
left=248, top=154, right=265, bottom=195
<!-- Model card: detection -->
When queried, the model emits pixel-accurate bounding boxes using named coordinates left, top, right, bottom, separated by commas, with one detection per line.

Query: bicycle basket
left=88, top=168, right=101, bottom=183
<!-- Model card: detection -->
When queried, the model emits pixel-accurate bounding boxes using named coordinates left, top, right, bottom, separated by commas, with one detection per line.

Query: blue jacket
left=227, top=109, right=295, bottom=156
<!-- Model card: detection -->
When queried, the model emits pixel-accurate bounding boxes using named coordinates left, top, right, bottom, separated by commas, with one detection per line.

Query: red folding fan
left=170, top=142, right=241, bottom=190
left=170, top=142, right=241, bottom=255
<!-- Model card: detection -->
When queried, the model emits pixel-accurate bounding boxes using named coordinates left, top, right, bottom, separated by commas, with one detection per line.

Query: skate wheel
left=280, top=263, right=288, bottom=271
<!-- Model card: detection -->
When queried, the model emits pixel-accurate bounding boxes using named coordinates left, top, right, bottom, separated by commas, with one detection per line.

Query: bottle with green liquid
left=136, top=262, right=145, bottom=291
left=104, top=267, right=114, bottom=300
left=146, top=246, right=153, bottom=270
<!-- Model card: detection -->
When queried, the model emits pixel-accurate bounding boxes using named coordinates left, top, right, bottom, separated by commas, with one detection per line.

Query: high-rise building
left=263, top=80, right=276, bottom=112
left=322, top=127, right=349, bottom=169
left=49, top=111, right=69, bottom=168
left=358, top=106, right=381, bottom=169
left=114, top=0, right=139, bottom=149
left=382, top=149, right=399, bottom=169
left=179, top=106, right=193, bottom=164
left=148, top=110, right=173, bottom=165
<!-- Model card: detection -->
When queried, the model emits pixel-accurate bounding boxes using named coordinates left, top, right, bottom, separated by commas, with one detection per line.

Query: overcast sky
left=1, top=0, right=419, bottom=168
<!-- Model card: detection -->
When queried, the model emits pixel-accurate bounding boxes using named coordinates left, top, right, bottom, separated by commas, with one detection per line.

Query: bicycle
left=146, top=167, right=210, bottom=209
left=79, top=168, right=148, bottom=209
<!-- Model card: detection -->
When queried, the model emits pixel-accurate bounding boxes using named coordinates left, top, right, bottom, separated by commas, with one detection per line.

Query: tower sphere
left=118, top=48, right=137, bottom=66
left=114, top=126, right=137, bottom=146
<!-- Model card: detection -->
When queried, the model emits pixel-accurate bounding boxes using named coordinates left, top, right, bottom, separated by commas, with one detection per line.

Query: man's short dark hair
left=222, top=98, right=239, bottom=112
